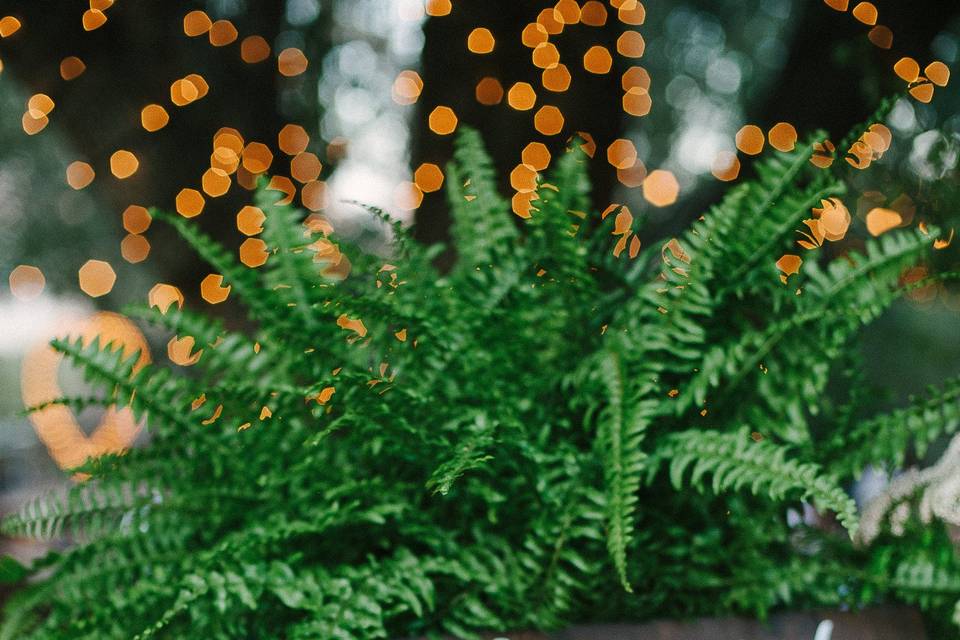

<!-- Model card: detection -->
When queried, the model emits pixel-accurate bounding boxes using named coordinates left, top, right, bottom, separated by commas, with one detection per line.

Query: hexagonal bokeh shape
left=239, top=238, right=269, bottom=267
left=78, top=259, right=116, bottom=297
left=236, top=205, right=265, bottom=236
left=200, top=273, right=231, bottom=304
left=176, top=188, right=205, bottom=218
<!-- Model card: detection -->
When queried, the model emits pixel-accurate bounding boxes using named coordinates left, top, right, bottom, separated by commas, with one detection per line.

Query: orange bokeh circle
left=20, top=312, right=151, bottom=472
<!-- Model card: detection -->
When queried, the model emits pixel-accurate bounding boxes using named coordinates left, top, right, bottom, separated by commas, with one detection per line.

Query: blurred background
left=0, top=0, right=958, bottom=591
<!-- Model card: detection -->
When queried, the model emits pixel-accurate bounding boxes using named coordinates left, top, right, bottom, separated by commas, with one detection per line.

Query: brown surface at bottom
left=462, top=606, right=926, bottom=640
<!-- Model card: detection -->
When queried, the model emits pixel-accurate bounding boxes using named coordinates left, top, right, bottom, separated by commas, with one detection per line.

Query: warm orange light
left=66, top=161, right=95, bottom=190
left=110, top=150, right=139, bottom=179
left=542, top=64, right=571, bottom=92
left=241, top=35, right=271, bottom=63
left=428, top=106, right=458, bottom=135
left=537, top=8, right=564, bottom=35
left=201, top=168, right=231, bottom=197
left=607, top=138, right=637, bottom=169
left=622, top=66, right=650, bottom=91
left=393, top=181, right=423, bottom=211
left=236, top=206, right=265, bottom=235
left=475, top=77, right=504, bottom=105
left=122, top=205, right=151, bottom=233
left=467, top=27, right=495, bottom=54
left=575, top=131, right=597, bottom=157
left=239, top=238, right=269, bottom=267
left=617, top=31, right=645, bottom=58
left=168, top=336, right=202, bottom=367
left=21, top=112, right=49, bottom=136
left=642, top=170, right=679, bottom=207
left=0, top=16, right=22, bottom=37
left=583, top=45, right=613, bottom=74
left=278, top=124, right=310, bottom=155
left=623, top=87, right=651, bottom=116
left=865, top=208, right=902, bottom=237
left=21, top=312, right=150, bottom=472
left=185, top=73, right=209, bottom=98
left=120, top=234, right=150, bottom=264
left=425, top=0, right=452, bottom=17
left=392, top=70, right=423, bottom=105
left=580, top=1, right=608, bottom=26
left=553, top=0, right=581, bottom=24
left=909, top=80, right=934, bottom=104
left=278, top=48, right=309, bottom=76
left=926, top=61, right=950, bottom=87
left=170, top=78, right=199, bottom=106
left=810, top=139, right=836, bottom=169
left=183, top=10, right=212, bottom=36
left=512, top=191, right=539, bottom=218
left=617, top=161, right=647, bottom=187
left=617, top=2, right=645, bottom=24
left=9, top=265, right=45, bottom=300
left=521, top=22, right=549, bottom=48
left=291, top=152, right=323, bottom=183
left=867, top=25, right=892, bottom=49
left=60, top=56, right=86, bottom=80
left=768, top=122, right=797, bottom=152
left=200, top=273, right=231, bottom=304
left=148, top=284, right=184, bottom=314
left=82, top=9, right=107, bottom=31
left=242, top=142, right=274, bottom=173
left=534, top=106, right=564, bottom=135
left=893, top=57, right=919, bottom=83
left=176, top=188, right=205, bottom=218
left=414, top=163, right=444, bottom=193
left=27, top=94, right=54, bottom=118
left=507, top=82, right=537, bottom=110
left=735, top=125, right=765, bottom=155
left=510, top=164, right=538, bottom=193
left=141, top=104, right=170, bottom=132
left=301, top=181, right=328, bottom=211
left=78, top=260, right=116, bottom=298
left=710, top=151, right=740, bottom=181
left=267, top=176, right=296, bottom=206
left=209, top=19, right=238, bottom=46
left=776, top=254, right=802, bottom=281
left=522, top=142, right=551, bottom=171
left=532, top=42, right=560, bottom=69
left=851, top=1, right=877, bottom=24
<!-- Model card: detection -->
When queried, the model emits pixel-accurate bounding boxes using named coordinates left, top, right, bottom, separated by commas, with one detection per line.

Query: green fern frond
left=594, top=350, right=648, bottom=591
left=445, top=127, right=517, bottom=274
left=426, top=412, right=497, bottom=495
left=1, top=481, right=133, bottom=540
left=49, top=335, right=192, bottom=434
left=6, top=123, right=956, bottom=637
left=657, top=429, right=858, bottom=536
left=838, top=375, right=960, bottom=476
left=890, top=556, right=960, bottom=614
left=256, top=185, right=325, bottom=334
left=148, top=209, right=277, bottom=326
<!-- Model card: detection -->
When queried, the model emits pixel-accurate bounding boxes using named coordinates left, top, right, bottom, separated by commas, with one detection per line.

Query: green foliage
left=2, top=128, right=956, bottom=638
left=656, top=429, right=857, bottom=534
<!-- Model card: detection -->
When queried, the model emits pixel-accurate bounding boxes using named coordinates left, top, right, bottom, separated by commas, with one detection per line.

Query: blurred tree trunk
left=411, top=2, right=631, bottom=254
left=754, top=1, right=957, bottom=138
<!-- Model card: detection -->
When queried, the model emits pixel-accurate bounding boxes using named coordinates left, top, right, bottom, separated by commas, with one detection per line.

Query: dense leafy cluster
left=3, top=128, right=960, bottom=638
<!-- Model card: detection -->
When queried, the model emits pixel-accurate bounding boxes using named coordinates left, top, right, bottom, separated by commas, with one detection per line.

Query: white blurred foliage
left=317, top=0, right=425, bottom=221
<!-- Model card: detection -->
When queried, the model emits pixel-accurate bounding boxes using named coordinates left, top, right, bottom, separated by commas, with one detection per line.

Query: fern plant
left=2, top=126, right=958, bottom=638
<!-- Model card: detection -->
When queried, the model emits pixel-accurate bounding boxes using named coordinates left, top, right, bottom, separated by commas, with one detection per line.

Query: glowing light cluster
left=21, top=312, right=150, bottom=471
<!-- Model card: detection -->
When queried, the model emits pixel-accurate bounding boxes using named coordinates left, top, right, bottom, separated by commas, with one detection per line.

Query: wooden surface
left=459, top=606, right=926, bottom=640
